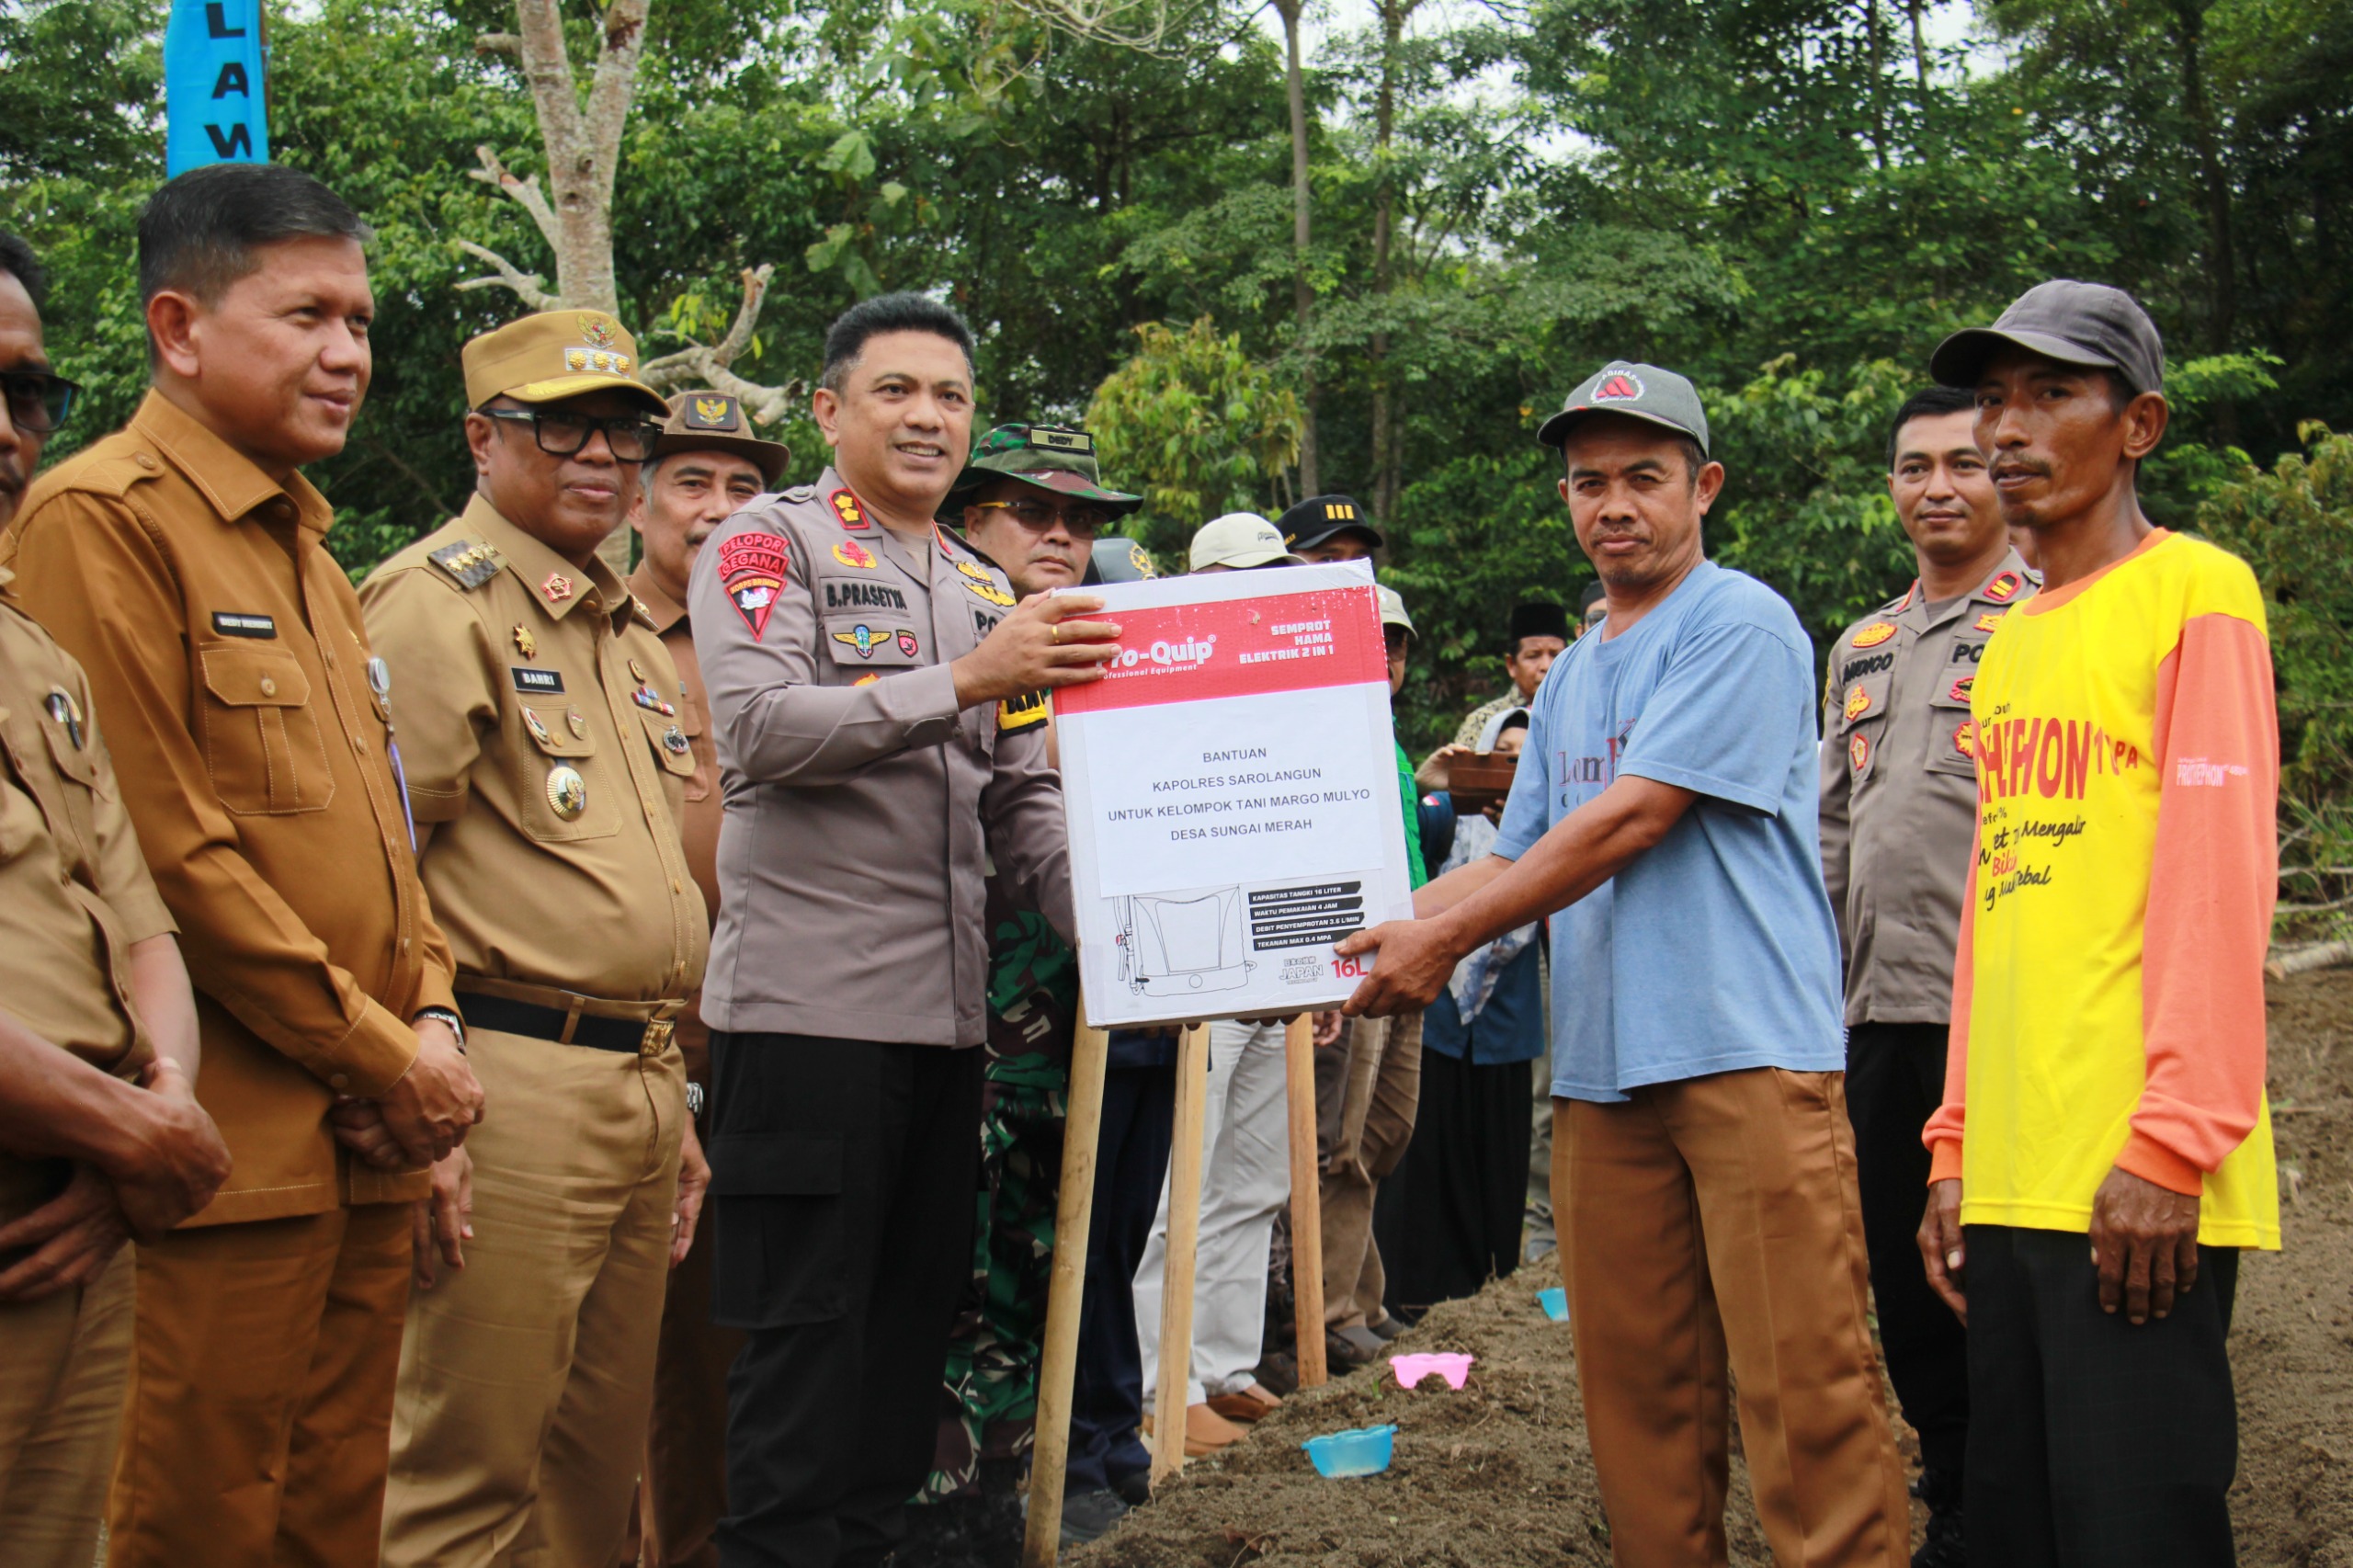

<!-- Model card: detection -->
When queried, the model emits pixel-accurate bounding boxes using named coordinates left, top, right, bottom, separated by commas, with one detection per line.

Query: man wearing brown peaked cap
left=1, top=163, right=484, bottom=1568
left=363, top=312, right=710, bottom=1568
left=625, top=390, right=789, bottom=1568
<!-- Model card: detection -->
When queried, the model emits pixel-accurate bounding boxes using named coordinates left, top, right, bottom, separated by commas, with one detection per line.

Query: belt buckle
left=642, top=1018, right=675, bottom=1056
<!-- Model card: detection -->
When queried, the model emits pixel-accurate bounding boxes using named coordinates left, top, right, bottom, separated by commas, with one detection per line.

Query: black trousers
left=1966, top=1223, right=2241, bottom=1568
left=1064, top=1062, right=1176, bottom=1495
left=707, top=1032, right=985, bottom=1568
left=1845, top=1020, right=1971, bottom=1477
left=1374, top=1046, right=1529, bottom=1319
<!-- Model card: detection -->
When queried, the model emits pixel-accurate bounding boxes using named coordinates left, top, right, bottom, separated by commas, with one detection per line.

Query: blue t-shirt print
left=1495, top=559, right=1845, bottom=1101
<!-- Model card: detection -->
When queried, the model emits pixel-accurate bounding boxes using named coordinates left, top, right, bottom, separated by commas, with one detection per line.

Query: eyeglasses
left=481, top=406, right=664, bottom=463
left=971, top=497, right=1111, bottom=538
left=3, top=370, right=81, bottom=435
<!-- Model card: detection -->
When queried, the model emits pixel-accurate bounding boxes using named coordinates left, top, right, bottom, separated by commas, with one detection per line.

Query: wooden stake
left=1285, top=1013, right=1327, bottom=1388
left=1019, top=1004, right=1110, bottom=1568
left=1149, top=1021, right=1211, bottom=1487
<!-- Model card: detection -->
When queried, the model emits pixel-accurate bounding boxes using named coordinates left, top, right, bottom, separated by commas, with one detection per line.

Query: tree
left=1271, top=0, right=1320, bottom=494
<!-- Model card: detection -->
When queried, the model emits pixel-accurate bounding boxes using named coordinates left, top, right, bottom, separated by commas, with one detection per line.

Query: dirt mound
left=1077, top=966, right=2353, bottom=1567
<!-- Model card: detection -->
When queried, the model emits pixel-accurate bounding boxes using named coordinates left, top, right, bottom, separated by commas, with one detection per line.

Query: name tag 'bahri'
left=511, top=666, right=565, bottom=696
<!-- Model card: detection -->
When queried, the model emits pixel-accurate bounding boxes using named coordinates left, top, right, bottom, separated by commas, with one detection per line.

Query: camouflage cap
left=651, top=391, right=791, bottom=485
left=944, top=424, right=1143, bottom=515
left=461, top=309, right=669, bottom=417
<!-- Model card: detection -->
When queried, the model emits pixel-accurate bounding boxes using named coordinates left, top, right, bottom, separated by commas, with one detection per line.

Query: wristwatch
left=686, top=1081, right=706, bottom=1119
left=414, top=1006, right=467, bottom=1053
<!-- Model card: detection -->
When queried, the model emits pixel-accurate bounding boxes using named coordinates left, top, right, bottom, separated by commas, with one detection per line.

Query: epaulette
left=781, top=484, right=816, bottom=504
left=47, top=443, right=168, bottom=503
left=428, top=540, right=504, bottom=590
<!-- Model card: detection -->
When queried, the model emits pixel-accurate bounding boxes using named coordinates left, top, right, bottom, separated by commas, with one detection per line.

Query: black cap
left=1930, top=280, right=2165, bottom=396
left=1278, top=494, right=1384, bottom=553
left=1508, top=603, right=1568, bottom=647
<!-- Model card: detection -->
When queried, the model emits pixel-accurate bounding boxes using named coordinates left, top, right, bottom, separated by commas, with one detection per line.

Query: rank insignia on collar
left=1848, top=732, right=1870, bottom=772
left=1984, top=570, right=2023, bottom=602
left=1843, top=684, right=1871, bottom=722
left=1851, top=621, right=1897, bottom=649
left=546, top=764, right=587, bottom=821
left=1972, top=610, right=2006, bottom=633
left=831, top=623, right=889, bottom=659
left=1894, top=585, right=1915, bottom=612
left=513, top=625, right=536, bottom=660
left=829, top=488, right=871, bottom=531
left=833, top=540, right=877, bottom=570
left=1952, top=720, right=1976, bottom=758
left=718, top=531, right=790, bottom=641
left=1949, top=675, right=1974, bottom=703
left=429, top=540, right=503, bottom=590
left=541, top=573, right=575, bottom=604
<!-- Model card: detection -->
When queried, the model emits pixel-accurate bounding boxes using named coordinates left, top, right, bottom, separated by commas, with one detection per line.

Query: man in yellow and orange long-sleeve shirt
left=1917, top=280, right=2279, bottom=1568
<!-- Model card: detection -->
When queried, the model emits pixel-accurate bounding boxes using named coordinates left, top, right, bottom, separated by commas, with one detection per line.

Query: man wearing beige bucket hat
left=361, top=310, right=710, bottom=1567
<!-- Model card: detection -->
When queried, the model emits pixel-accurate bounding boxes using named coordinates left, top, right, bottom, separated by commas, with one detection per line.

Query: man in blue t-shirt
left=1337, top=362, right=1909, bottom=1566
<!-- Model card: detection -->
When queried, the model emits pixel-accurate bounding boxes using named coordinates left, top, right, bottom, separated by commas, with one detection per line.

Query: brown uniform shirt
left=689, top=469, right=1073, bottom=1047
left=0, top=568, right=177, bottom=1221
left=1818, top=551, right=2038, bottom=1026
left=358, top=496, right=706, bottom=1006
left=2, top=392, right=458, bottom=1222
left=627, top=562, right=721, bottom=1076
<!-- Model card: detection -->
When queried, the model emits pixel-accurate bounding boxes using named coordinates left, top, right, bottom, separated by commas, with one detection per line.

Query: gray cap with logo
left=1929, top=279, right=2165, bottom=396
left=1537, top=360, right=1711, bottom=457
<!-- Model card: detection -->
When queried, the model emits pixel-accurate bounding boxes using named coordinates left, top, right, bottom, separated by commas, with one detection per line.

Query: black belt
left=456, top=990, right=676, bottom=1055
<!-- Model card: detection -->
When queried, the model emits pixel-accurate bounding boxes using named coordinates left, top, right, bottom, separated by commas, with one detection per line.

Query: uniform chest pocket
left=819, top=608, right=922, bottom=670
left=198, top=642, right=335, bottom=815
left=640, top=710, right=697, bottom=778
left=511, top=701, right=614, bottom=843
left=1926, top=676, right=1978, bottom=778
left=37, top=708, right=105, bottom=863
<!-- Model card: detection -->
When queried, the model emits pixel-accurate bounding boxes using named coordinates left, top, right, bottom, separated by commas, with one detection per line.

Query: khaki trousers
left=636, top=1193, right=742, bottom=1568
left=0, top=1246, right=132, bottom=1568
left=381, top=1027, right=685, bottom=1568
left=108, top=1202, right=414, bottom=1568
left=1555, top=1069, right=1908, bottom=1568
left=1314, top=1010, right=1422, bottom=1331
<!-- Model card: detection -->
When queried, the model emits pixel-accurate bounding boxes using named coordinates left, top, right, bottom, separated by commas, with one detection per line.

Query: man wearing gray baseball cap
left=1918, top=279, right=2280, bottom=1568
left=1339, top=358, right=1909, bottom=1564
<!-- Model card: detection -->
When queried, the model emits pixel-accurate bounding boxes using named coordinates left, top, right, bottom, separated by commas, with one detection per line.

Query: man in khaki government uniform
left=625, top=390, right=789, bottom=1568
left=689, top=292, right=1118, bottom=1568
left=0, top=232, right=233, bottom=1563
left=1818, top=383, right=2036, bottom=1568
left=362, top=312, right=710, bottom=1568
left=2, top=164, right=484, bottom=1568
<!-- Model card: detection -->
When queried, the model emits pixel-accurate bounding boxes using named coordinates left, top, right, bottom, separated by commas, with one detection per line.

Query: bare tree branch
left=453, top=240, right=561, bottom=311
left=474, top=31, right=520, bottom=55
left=999, top=0, right=1212, bottom=54
left=638, top=265, right=795, bottom=425
left=466, top=145, right=564, bottom=261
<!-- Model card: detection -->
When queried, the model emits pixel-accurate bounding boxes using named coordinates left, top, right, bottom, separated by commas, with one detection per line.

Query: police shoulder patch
left=998, top=688, right=1050, bottom=733
left=428, top=539, right=505, bottom=590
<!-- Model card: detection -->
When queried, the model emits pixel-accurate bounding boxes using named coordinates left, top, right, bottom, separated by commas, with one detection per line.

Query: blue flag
left=165, top=0, right=269, bottom=176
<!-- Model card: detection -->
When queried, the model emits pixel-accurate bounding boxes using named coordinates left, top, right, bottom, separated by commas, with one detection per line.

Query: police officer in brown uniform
left=360, top=311, right=710, bottom=1567
left=0, top=233, right=233, bottom=1567
left=625, top=390, right=790, bottom=1568
left=1, top=164, right=484, bottom=1568
left=1819, top=384, right=2037, bottom=1567
left=690, top=292, right=1119, bottom=1568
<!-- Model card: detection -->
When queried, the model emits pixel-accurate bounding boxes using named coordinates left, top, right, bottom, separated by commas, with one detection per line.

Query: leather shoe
left=1325, top=1324, right=1385, bottom=1368
left=1205, top=1383, right=1282, bottom=1424
left=1142, top=1403, right=1247, bottom=1457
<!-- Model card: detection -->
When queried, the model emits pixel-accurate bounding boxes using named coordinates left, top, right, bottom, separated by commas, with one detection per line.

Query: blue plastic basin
left=1302, top=1423, right=1397, bottom=1478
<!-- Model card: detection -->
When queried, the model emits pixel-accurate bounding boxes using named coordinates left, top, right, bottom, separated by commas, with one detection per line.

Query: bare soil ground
left=1075, top=967, right=2353, bottom=1567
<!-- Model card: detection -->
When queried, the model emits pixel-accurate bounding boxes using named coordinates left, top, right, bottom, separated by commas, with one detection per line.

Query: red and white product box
left=1051, top=561, right=1414, bottom=1028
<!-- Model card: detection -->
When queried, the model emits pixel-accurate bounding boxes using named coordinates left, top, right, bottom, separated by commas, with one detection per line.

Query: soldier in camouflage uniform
left=903, top=425, right=1142, bottom=1565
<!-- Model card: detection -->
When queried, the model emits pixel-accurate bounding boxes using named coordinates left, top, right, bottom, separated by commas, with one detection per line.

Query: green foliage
left=2197, top=425, right=2353, bottom=933
left=1084, top=319, right=1302, bottom=562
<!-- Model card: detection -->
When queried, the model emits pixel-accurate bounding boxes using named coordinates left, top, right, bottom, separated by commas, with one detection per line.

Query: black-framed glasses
left=481, top=406, right=663, bottom=462
left=3, top=370, right=81, bottom=435
left=971, top=497, right=1111, bottom=539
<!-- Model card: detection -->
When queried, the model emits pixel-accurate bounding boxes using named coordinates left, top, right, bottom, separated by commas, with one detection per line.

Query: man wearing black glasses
left=0, top=232, right=77, bottom=529
left=358, top=310, right=710, bottom=1567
